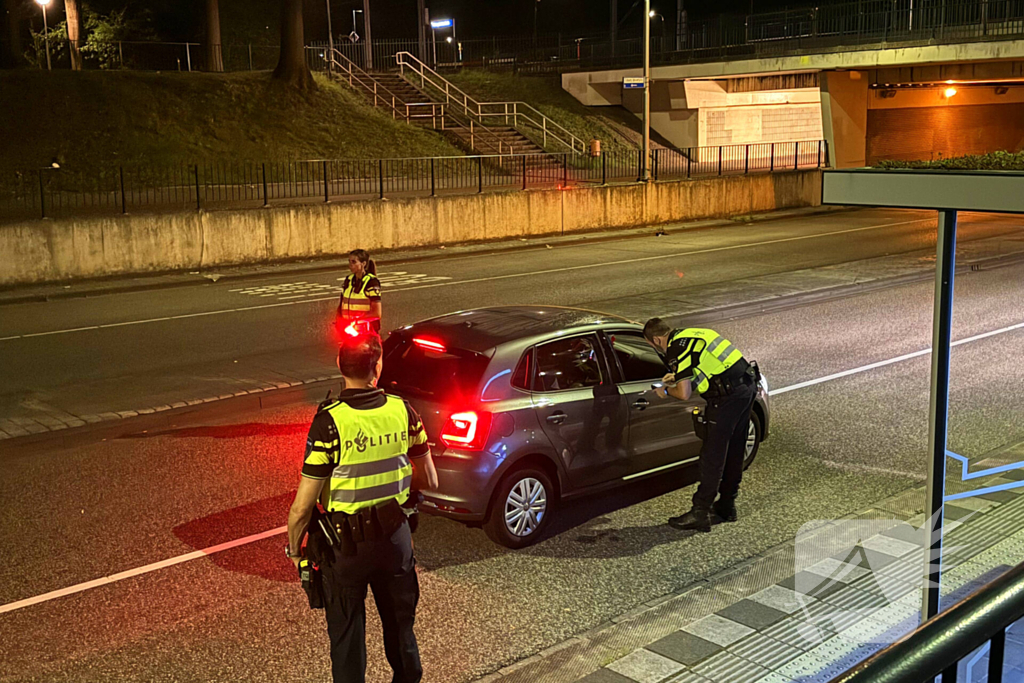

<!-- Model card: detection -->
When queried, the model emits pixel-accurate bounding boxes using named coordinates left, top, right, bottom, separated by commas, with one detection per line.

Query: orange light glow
left=944, top=87, right=957, bottom=98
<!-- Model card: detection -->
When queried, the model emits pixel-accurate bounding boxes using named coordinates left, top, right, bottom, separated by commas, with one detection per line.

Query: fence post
left=323, top=160, right=330, bottom=202
left=38, top=170, right=45, bottom=219
left=478, top=156, right=483, bottom=193
left=379, top=159, right=385, bottom=199
left=522, top=155, right=528, bottom=190
left=118, top=42, right=124, bottom=68
left=248, top=43, right=253, bottom=70
left=744, top=145, right=750, bottom=174
left=119, top=166, right=126, bottom=214
left=794, top=141, right=800, bottom=170
left=818, top=140, right=823, bottom=168
left=601, top=152, right=607, bottom=185
left=563, top=153, right=568, bottom=186
left=770, top=143, right=775, bottom=172
left=194, top=164, right=201, bottom=210
left=262, top=163, right=269, bottom=206
left=430, top=158, right=436, bottom=197
left=186, top=43, right=192, bottom=72
left=718, top=146, right=723, bottom=176
left=652, top=149, right=658, bottom=181
left=637, top=149, right=643, bottom=182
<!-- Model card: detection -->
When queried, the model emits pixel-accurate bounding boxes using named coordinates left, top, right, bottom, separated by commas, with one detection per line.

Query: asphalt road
left=2, top=207, right=1023, bottom=426
left=2, top=255, right=1023, bottom=683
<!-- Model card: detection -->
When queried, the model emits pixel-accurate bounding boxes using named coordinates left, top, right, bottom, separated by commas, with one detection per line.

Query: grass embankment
left=0, top=69, right=464, bottom=175
left=878, top=150, right=1024, bottom=170
left=445, top=69, right=638, bottom=150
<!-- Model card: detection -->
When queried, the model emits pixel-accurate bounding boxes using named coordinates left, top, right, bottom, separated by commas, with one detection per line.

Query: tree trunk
left=66, top=0, right=82, bottom=70
left=272, top=0, right=314, bottom=90
left=205, top=0, right=223, bottom=72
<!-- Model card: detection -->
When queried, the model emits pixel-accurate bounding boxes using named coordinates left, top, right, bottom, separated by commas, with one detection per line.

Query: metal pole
left=323, top=160, right=330, bottom=202
left=478, top=156, right=483, bottom=193
left=38, top=170, right=45, bottom=219
left=42, top=5, right=51, bottom=71
left=363, top=0, right=373, bottom=70
left=602, top=151, right=607, bottom=185
left=523, top=155, right=528, bottom=190
left=794, top=141, right=800, bottom=170
left=642, top=0, right=651, bottom=182
left=923, top=209, right=958, bottom=622
left=989, top=628, right=1006, bottom=683
left=378, top=159, right=384, bottom=199
left=744, top=144, right=749, bottom=174
left=120, top=166, right=127, bottom=213
left=430, top=158, right=435, bottom=196
left=186, top=43, right=192, bottom=72
left=718, top=145, right=722, bottom=175
left=248, top=43, right=253, bottom=70
left=325, top=0, right=335, bottom=66
left=563, top=153, right=568, bottom=186
left=194, top=164, right=201, bottom=210
left=770, top=142, right=775, bottom=171
left=262, top=163, right=269, bottom=205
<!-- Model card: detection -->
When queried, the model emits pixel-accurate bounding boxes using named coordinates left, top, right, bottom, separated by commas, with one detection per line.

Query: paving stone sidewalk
left=474, top=441, right=1024, bottom=683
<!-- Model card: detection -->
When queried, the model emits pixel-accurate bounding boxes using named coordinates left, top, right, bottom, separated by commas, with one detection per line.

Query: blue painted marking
left=943, top=449, right=1024, bottom=502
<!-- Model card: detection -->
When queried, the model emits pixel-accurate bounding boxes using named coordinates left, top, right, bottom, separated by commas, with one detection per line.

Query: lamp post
left=430, top=18, right=456, bottom=65
left=35, top=0, right=52, bottom=71
left=325, top=0, right=334, bottom=64
left=642, top=0, right=651, bottom=181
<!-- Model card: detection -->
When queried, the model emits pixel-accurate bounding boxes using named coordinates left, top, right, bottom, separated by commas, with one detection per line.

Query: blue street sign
left=623, top=77, right=645, bottom=89
left=430, top=19, right=453, bottom=29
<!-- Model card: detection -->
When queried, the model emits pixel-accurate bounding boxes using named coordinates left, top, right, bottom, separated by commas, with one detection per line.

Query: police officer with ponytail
left=338, top=249, right=383, bottom=334
left=287, top=332, right=438, bottom=683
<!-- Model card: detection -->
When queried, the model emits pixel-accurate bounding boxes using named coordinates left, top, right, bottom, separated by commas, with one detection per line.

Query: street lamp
left=642, top=0, right=651, bottom=181
left=35, top=0, right=52, bottom=71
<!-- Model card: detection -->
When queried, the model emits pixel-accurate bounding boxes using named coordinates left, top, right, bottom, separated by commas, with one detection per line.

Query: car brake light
left=440, top=411, right=492, bottom=450
left=413, top=337, right=446, bottom=353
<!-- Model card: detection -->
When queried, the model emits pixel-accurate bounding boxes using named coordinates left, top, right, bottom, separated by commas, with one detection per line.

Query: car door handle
left=546, top=412, right=567, bottom=425
left=632, top=398, right=650, bottom=410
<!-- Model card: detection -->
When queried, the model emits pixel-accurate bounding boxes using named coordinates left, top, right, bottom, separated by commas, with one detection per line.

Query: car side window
left=609, top=332, right=669, bottom=382
left=533, top=335, right=603, bottom=392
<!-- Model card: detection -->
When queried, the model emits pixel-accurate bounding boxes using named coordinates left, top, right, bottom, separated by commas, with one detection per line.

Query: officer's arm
left=287, top=477, right=323, bottom=558
left=367, top=279, right=382, bottom=322
left=416, top=453, right=439, bottom=491
left=666, top=378, right=692, bottom=401
left=406, top=402, right=439, bottom=491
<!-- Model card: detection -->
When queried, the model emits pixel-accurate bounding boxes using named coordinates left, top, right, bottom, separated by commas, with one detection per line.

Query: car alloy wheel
left=504, top=477, right=547, bottom=537
left=745, top=420, right=756, bottom=458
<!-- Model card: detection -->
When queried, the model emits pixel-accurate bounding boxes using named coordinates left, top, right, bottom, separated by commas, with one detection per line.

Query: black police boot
left=668, top=507, right=712, bottom=533
left=713, top=498, right=738, bottom=523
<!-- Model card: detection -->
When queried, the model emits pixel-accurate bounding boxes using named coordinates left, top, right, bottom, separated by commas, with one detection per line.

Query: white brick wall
left=701, top=104, right=823, bottom=146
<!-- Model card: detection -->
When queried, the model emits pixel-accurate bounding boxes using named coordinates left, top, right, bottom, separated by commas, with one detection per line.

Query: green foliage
left=79, top=6, right=157, bottom=69
left=877, top=150, right=1024, bottom=171
left=25, top=21, right=69, bottom=69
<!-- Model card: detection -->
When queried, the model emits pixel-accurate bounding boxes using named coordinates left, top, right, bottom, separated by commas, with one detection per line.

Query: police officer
left=338, top=249, right=383, bottom=334
left=643, top=317, right=757, bottom=533
left=287, top=332, right=438, bottom=683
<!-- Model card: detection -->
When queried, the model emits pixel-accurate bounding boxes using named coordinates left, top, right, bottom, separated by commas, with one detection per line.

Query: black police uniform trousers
left=692, top=377, right=757, bottom=511
left=320, top=520, right=422, bottom=683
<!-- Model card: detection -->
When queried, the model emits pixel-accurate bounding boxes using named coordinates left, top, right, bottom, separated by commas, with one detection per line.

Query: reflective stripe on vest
left=669, top=328, right=744, bottom=395
left=324, top=396, right=412, bottom=514
left=339, top=275, right=376, bottom=319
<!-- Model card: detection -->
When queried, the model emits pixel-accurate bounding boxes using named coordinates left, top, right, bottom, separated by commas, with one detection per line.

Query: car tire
left=484, top=467, right=556, bottom=549
left=743, top=410, right=763, bottom=470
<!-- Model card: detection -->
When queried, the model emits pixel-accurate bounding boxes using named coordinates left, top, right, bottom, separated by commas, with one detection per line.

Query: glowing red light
left=440, top=410, right=492, bottom=450
left=412, top=337, right=447, bottom=353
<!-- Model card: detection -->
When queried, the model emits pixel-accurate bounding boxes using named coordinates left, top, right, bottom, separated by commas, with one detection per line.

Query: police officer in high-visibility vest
left=287, top=332, right=438, bottom=683
left=337, top=249, right=382, bottom=334
left=643, top=318, right=757, bottom=533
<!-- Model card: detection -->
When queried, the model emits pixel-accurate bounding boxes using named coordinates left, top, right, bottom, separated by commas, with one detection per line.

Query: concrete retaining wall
left=0, top=170, right=821, bottom=286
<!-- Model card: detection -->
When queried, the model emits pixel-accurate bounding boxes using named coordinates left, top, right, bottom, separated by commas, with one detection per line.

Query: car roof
left=394, top=306, right=638, bottom=353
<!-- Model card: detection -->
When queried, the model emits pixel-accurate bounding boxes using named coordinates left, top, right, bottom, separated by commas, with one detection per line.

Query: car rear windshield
left=379, top=333, right=490, bottom=403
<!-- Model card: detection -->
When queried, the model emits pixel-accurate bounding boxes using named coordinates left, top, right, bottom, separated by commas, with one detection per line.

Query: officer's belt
left=704, top=359, right=753, bottom=398
left=326, top=499, right=407, bottom=556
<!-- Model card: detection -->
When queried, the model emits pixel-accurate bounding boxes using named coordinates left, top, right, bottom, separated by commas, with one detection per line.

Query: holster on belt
left=329, top=500, right=407, bottom=556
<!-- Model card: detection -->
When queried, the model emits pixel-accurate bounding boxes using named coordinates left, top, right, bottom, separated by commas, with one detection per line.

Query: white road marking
left=0, top=218, right=931, bottom=342
left=2, top=315, right=1020, bottom=616
left=0, top=525, right=286, bottom=616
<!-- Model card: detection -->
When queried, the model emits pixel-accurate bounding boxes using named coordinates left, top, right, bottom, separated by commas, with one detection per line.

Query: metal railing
left=0, top=141, right=825, bottom=224
left=395, top=51, right=587, bottom=155
left=829, top=560, right=1024, bottom=682
left=324, top=49, right=514, bottom=157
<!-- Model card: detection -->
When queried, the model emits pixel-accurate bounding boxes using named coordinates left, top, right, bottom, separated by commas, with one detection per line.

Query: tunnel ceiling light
left=944, top=87, right=958, bottom=98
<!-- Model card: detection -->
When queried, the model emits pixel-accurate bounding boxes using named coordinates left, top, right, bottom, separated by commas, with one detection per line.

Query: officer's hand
left=662, top=373, right=676, bottom=386
left=655, top=387, right=668, bottom=399
left=291, top=555, right=302, bottom=570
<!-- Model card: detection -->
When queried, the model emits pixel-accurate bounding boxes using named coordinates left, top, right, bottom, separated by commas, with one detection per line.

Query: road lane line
left=0, top=525, right=287, bottom=616
left=772, top=319, right=1024, bottom=395
left=0, top=218, right=931, bottom=341
left=6, top=307, right=1020, bottom=618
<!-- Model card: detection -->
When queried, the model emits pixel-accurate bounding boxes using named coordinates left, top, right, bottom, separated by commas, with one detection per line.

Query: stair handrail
left=329, top=49, right=512, bottom=156
left=395, top=51, right=586, bottom=155
left=328, top=49, right=444, bottom=127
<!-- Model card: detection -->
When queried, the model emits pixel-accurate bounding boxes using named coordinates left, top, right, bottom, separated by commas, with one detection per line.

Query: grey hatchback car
left=378, top=306, right=770, bottom=548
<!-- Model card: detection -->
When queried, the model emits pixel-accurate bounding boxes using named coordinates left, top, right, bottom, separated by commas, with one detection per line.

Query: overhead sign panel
left=623, top=77, right=645, bottom=89
left=430, top=19, right=453, bottom=28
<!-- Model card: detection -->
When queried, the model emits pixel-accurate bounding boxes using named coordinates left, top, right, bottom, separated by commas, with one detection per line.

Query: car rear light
left=413, top=337, right=447, bottom=353
left=440, top=410, right=492, bottom=450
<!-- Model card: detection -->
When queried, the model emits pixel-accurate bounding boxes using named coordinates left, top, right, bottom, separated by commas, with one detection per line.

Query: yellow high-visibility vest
left=338, top=274, right=380, bottom=320
left=668, top=328, right=744, bottom=395
left=321, top=396, right=412, bottom=514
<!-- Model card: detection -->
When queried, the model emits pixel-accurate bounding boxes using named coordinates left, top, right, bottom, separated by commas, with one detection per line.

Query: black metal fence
left=0, top=141, right=825, bottom=223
